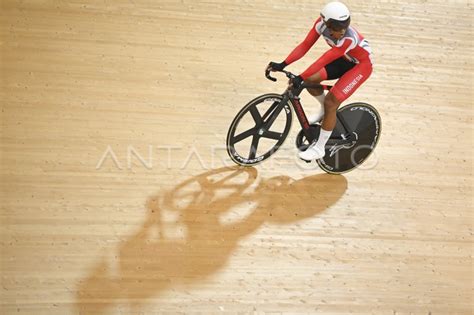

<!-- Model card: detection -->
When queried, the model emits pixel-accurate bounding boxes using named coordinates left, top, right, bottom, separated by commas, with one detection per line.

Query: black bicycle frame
left=287, top=90, right=312, bottom=140
left=292, top=84, right=354, bottom=143
left=259, top=82, right=355, bottom=145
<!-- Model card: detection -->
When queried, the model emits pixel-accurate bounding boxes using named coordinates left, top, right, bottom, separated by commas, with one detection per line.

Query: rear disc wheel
left=317, top=103, right=382, bottom=174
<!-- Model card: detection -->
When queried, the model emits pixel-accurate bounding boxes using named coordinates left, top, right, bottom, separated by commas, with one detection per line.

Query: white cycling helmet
left=320, top=2, right=351, bottom=30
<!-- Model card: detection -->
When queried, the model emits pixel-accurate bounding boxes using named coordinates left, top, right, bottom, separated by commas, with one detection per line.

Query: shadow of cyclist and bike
left=76, top=167, right=347, bottom=313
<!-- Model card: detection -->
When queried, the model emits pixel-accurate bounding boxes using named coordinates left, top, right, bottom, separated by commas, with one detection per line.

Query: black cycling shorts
left=324, top=57, right=356, bottom=80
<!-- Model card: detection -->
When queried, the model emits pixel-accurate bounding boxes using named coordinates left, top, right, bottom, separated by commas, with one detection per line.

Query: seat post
left=336, top=111, right=352, bottom=134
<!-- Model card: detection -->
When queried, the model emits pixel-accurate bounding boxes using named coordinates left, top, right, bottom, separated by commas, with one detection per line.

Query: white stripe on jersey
left=315, top=20, right=372, bottom=64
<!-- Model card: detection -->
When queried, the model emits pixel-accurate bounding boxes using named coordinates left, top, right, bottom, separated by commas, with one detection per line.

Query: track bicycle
left=226, top=69, right=381, bottom=174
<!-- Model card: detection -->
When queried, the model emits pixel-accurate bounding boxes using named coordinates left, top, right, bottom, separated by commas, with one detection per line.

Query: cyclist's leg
left=320, top=92, right=341, bottom=131
left=305, top=57, right=355, bottom=124
left=303, top=70, right=327, bottom=124
left=304, top=70, right=326, bottom=97
left=322, top=61, right=373, bottom=131
left=299, top=61, right=372, bottom=160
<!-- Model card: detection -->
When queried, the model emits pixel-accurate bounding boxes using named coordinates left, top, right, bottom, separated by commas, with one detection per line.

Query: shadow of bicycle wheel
left=76, top=167, right=347, bottom=313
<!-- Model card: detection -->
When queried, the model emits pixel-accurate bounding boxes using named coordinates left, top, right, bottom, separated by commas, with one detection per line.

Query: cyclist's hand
left=266, top=61, right=287, bottom=72
left=289, top=75, right=304, bottom=89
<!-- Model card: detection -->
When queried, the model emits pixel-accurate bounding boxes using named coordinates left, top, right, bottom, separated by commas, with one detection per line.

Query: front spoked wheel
left=226, top=93, right=292, bottom=166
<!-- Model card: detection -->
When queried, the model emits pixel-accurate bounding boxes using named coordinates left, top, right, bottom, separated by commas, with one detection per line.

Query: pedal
left=342, top=132, right=358, bottom=142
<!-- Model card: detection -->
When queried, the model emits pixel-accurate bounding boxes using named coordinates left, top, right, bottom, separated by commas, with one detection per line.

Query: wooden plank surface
left=1, top=0, right=472, bottom=314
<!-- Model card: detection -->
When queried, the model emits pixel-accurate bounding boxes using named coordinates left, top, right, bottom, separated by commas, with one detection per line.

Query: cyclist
left=267, top=1, right=373, bottom=161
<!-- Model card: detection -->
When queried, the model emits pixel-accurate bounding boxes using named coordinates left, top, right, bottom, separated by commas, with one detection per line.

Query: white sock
left=314, top=92, right=326, bottom=106
left=312, top=91, right=326, bottom=118
left=315, top=128, right=332, bottom=151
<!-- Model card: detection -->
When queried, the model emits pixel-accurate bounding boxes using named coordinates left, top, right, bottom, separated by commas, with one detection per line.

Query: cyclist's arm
left=284, top=19, right=321, bottom=65
left=300, top=38, right=355, bottom=80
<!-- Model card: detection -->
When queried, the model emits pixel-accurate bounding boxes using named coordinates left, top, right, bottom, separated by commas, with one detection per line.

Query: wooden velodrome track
left=1, top=0, right=472, bottom=314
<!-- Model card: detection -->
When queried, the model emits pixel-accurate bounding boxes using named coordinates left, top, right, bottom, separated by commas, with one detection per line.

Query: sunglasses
left=325, top=22, right=346, bottom=32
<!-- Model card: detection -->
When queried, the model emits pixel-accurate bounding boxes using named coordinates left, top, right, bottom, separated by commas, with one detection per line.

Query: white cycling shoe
left=298, top=142, right=326, bottom=161
left=308, top=106, right=324, bottom=124
left=308, top=113, right=324, bottom=125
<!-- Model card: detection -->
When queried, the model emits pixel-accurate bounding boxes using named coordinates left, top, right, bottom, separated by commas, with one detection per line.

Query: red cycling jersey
left=284, top=17, right=373, bottom=102
left=285, top=17, right=372, bottom=79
